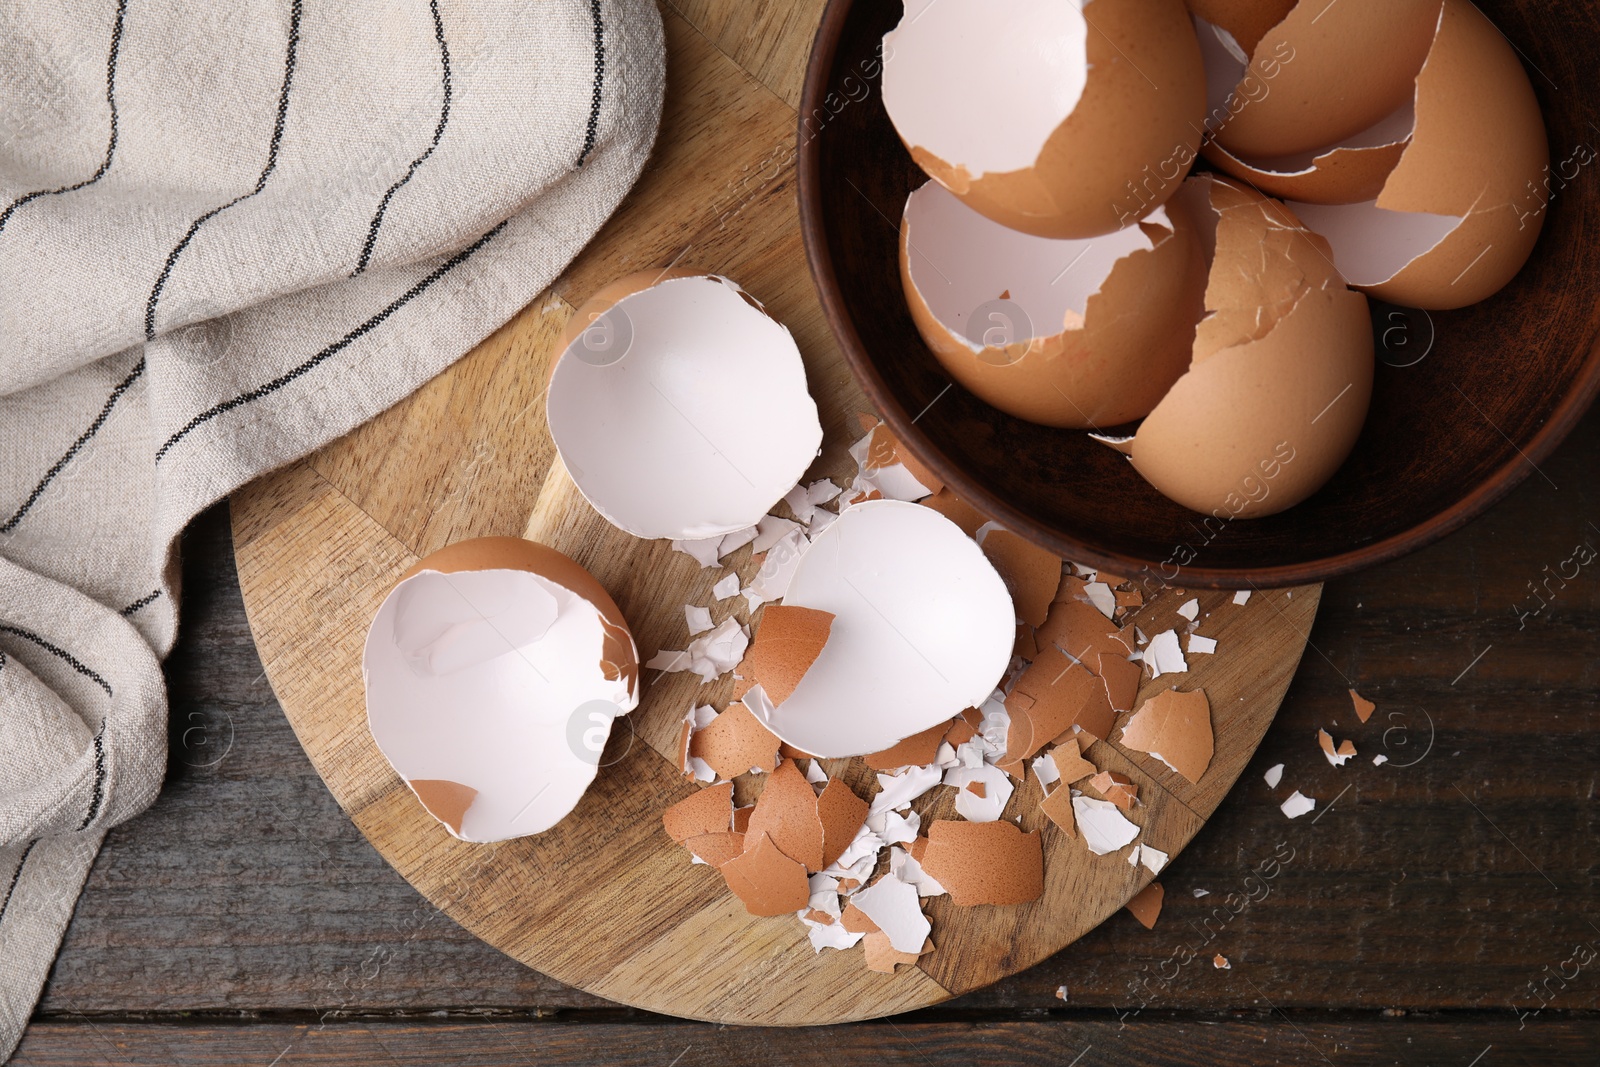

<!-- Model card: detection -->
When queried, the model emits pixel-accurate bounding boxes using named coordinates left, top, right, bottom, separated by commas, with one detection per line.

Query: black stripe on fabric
left=76, top=729, right=107, bottom=831
left=0, top=624, right=113, bottom=698
left=144, top=0, right=304, bottom=340
left=119, top=589, right=162, bottom=617
left=352, top=0, right=453, bottom=276
left=1, top=357, right=146, bottom=535
left=576, top=0, right=605, bottom=167
left=0, top=0, right=128, bottom=236
left=0, top=842, right=39, bottom=926
left=155, top=219, right=508, bottom=463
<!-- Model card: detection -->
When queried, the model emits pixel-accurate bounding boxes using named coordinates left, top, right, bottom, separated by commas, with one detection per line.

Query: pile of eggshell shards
left=360, top=267, right=1225, bottom=974
left=886, top=0, right=1548, bottom=518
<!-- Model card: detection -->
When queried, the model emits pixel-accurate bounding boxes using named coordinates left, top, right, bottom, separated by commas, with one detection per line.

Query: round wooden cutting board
left=230, top=3, right=1322, bottom=1026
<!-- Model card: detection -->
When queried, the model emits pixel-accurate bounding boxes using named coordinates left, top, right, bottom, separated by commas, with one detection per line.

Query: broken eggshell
left=900, top=180, right=1208, bottom=429
left=1284, top=0, right=1549, bottom=309
left=546, top=271, right=823, bottom=540
left=746, top=500, right=1015, bottom=758
left=363, top=537, right=640, bottom=843
left=883, top=0, right=1206, bottom=238
left=1111, top=175, right=1374, bottom=518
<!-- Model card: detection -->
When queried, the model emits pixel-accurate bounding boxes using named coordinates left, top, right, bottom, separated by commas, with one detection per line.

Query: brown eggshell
left=409, top=780, right=478, bottom=838
left=904, top=0, right=1207, bottom=239
left=1087, top=770, right=1139, bottom=812
left=1213, top=0, right=1443, bottom=159
left=742, top=605, right=835, bottom=706
left=1125, top=881, right=1165, bottom=929
left=1203, top=132, right=1409, bottom=205
left=662, top=782, right=734, bottom=844
left=1004, top=650, right=1100, bottom=763
left=1359, top=0, right=1548, bottom=308
left=862, top=722, right=949, bottom=772
left=719, top=832, right=811, bottom=917
left=919, top=488, right=989, bottom=537
left=980, top=529, right=1063, bottom=629
left=744, top=759, right=825, bottom=872
left=1120, top=688, right=1215, bottom=784
left=900, top=184, right=1208, bottom=429
left=1037, top=598, right=1136, bottom=663
left=1187, top=0, right=1296, bottom=54
left=816, top=777, right=869, bottom=870
left=918, top=820, right=1045, bottom=907
left=401, top=536, right=639, bottom=695
left=1052, top=737, right=1100, bottom=785
left=1350, top=689, right=1376, bottom=723
left=1039, top=783, right=1077, bottom=838
left=863, top=931, right=933, bottom=973
left=689, top=703, right=781, bottom=780
left=683, top=831, right=746, bottom=867
left=1096, top=650, right=1143, bottom=714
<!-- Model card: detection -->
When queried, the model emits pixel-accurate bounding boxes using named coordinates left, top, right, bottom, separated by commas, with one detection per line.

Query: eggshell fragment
left=851, top=873, right=932, bottom=953
left=1286, top=0, right=1548, bottom=308
left=1208, top=0, right=1443, bottom=159
left=1052, top=737, right=1100, bottom=785
left=1088, top=771, right=1139, bottom=813
left=1074, top=795, right=1141, bottom=855
left=901, top=181, right=1207, bottom=429
left=741, top=605, right=835, bottom=706
left=884, top=0, right=1206, bottom=238
left=720, top=832, right=811, bottom=916
left=1123, top=177, right=1373, bottom=518
left=745, top=760, right=827, bottom=871
left=684, top=831, right=747, bottom=867
left=919, top=488, right=988, bottom=537
left=1039, top=783, right=1077, bottom=837
left=1125, top=881, right=1165, bottom=929
left=663, top=782, right=734, bottom=844
left=975, top=526, right=1062, bottom=629
left=1350, top=689, right=1376, bottom=723
left=689, top=702, right=781, bottom=780
left=919, top=820, right=1044, bottom=907
left=1004, top=651, right=1102, bottom=763
left=817, top=778, right=870, bottom=870
left=547, top=272, right=822, bottom=540
left=363, top=538, right=640, bottom=843
left=862, top=721, right=950, bottom=772
left=1121, top=688, right=1214, bottom=784
left=863, top=931, right=933, bottom=973
left=749, top=501, right=1015, bottom=758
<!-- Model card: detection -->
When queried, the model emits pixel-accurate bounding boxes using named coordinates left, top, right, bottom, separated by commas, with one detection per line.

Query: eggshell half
left=885, top=0, right=1206, bottom=238
left=547, top=272, right=823, bottom=540
left=1124, top=177, right=1374, bottom=518
left=364, top=537, right=640, bottom=843
left=1286, top=0, right=1549, bottom=309
left=747, top=500, right=1015, bottom=758
left=1210, top=0, right=1443, bottom=159
left=900, top=180, right=1207, bottom=428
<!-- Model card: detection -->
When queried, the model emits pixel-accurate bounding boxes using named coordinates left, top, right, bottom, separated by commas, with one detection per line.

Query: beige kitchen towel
left=0, top=0, right=664, bottom=1057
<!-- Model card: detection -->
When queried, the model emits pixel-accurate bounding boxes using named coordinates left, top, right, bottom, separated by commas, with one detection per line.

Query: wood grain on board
left=224, top=1, right=1320, bottom=1025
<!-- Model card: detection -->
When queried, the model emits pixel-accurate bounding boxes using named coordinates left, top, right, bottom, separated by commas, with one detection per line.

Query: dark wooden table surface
left=13, top=410, right=1598, bottom=1065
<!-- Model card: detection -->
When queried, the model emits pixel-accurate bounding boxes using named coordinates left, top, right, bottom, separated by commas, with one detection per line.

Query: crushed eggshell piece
left=1233, top=590, right=1252, bottom=605
left=1281, top=790, right=1317, bottom=819
left=1095, top=650, right=1142, bottom=714
left=712, top=573, right=741, bottom=600
left=1263, top=763, right=1284, bottom=789
left=978, top=526, right=1063, bottom=628
left=1073, top=795, right=1140, bottom=856
left=720, top=832, right=812, bottom=916
left=684, top=831, right=746, bottom=867
left=851, top=873, right=932, bottom=954
left=663, top=782, right=734, bottom=843
left=817, top=777, right=870, bottom=870
left=1125, top=881, right=1165, bottom=929
left=1120, top=688, right=1214, bottom=785
left=1214, top=954, right=1231, bottom=970
left=1145, top=629, right=1189, bottom=677
left=741, top=605, right=835, bottom=706
left=1051, top=736, right=1099, bottom=784
left=1317, top=728, right=1358, bottom=767
left=1187, top=634, right=1217, bottom=655
left=1088, top=771, right=1138, bottom=812
left=863, top=931, right=933, bottom=973
left=946, top=763, right=1015, bottom=822
left=1039, top=783, right=1076, bottom=837
left=919, top=487, right=988, bottom=536
left=862, top=720, right=950, bottom=771
left=690, top=703, right=781, bottom=780
left=919, top=819, right=1044, bottom=907
left=1350, top=688, right=1376, bottom=723
left=745, top=760, right=826, bottom=872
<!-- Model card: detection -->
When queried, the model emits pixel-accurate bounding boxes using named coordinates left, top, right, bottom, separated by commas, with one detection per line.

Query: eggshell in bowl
left=363, top=537, right=640, bottom=843
left=884, top=0, right=1206, bottom=239
left=1121, top=177, right=1374, bottom=518
left=1287, top=0, right=1549, bottom=309
left=898, top=179, right=1207, bottom=429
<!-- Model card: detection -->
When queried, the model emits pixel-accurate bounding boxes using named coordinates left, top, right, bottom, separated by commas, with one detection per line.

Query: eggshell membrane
left=1127, top=177, right=1373, bottom=518
left=366, top=537, right=640, bottom=843
left=750, top=500, right=1015, bottom=758
left=1287, top=0, right=1549, bottom=308
left=901, top=181, right=1207, bottom=429
left=890, top=0, right=1207, bottom=238
left=918, top=820, right=1045, bottom=907
left=547, top=272, right=823, bottom=540
left=1213, top=0, right=1443, bottom=159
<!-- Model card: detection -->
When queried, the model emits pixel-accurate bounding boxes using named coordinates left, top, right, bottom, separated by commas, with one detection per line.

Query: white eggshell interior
left=1288, top=198, right=1462, bottom=285
left=364, top=567, right=637, bottom=842
left=904, top=180, right=1166, bottom=351
left=547, top=275, right=823, bottom=540
left=1196, top=16, right=1249, bottom=133
left=752, top=500, right=1015, bottom=758
left=884, top=0, right=1089, bottom=177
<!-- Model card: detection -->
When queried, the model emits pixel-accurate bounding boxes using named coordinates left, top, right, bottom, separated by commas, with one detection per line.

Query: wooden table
left=16, top=0, right=1600, bottom=1061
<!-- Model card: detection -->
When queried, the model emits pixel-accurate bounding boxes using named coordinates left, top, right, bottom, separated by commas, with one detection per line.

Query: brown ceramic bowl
left=797, top=0, right=1600, bottom=588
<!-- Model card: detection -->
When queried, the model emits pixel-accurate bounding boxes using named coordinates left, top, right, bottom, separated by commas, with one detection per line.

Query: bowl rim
left=795, top=0, right=1600, bottom=589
